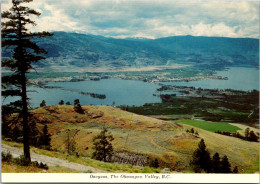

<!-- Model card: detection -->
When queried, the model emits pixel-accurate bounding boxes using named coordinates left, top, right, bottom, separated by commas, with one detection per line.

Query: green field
left=176, top=120, right=241, bottom=132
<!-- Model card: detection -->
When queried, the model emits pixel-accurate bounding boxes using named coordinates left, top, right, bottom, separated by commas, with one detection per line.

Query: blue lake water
left=2, top=67, right=259, bottom=108
left=44, top=78, right=163, bottom=106
left=2, top=78, right=164, bottom=108
left=162, top=67, right=259, bottom=91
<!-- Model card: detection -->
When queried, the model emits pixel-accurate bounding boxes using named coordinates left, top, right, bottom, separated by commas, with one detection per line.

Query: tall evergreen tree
left=2, top=0, right=52, bottom=162
left=212, top=152, right=221, bottom=173
left=74, top=99, right=84, bottom=113
left=220, top=155, right=232, bottom=173
left=39, top=125, right=51, bottom=147
left=92, top=127, right=114, bottom=162
left=190, top=139, right=211, bottom=173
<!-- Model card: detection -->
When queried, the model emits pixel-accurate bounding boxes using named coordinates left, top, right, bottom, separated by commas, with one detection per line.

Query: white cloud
left=191, top=23, right=238, bottom=37
left=1, top=0, right=259, bottom=38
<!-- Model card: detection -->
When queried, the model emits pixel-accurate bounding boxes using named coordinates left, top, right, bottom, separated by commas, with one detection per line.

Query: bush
left=2, top=152, right=49, bottom=170
left=13, top=155, right=31, bottom=166
left=149, top=158, right=159, bottom=168
left=39, top=162, right=49, bottom=170
left=233, top=166, right=238, bottom=173
left=40, top=100, right=46, bottom=107
left=40, top=145, right=51, bottom=151
left=31, top=161, right=49, bottom=170
left=2, top=152, right=12, bottom=162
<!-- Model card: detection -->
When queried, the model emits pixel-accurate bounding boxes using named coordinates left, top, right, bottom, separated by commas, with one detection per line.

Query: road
left=1, top=144, right=106, bottom=173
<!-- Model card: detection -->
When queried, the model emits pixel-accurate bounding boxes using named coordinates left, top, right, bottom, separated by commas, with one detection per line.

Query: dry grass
left=25, top=105, right=260, bottom=173
left=1, top=162, right=80, bottom=173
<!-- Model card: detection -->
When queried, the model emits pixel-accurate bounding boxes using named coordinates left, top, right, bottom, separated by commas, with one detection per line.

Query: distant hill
left=2, top=32, right=259, bottom=71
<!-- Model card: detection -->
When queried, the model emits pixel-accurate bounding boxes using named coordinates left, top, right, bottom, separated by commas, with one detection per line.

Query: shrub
left=233, top=166, right=238, bottom=173
left=40, top=100, right=46, bottom=107
left=2, top=152, right=12, bottom=162
left=31, top=161, right=49, bottom=170
left=13, top=155, right=30, bottom=166
left=39, top=162, right=49, bottom=170
left=149, top=158, right=159, bottom=168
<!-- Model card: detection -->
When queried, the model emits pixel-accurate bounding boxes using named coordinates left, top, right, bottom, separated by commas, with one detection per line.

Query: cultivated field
left=176, top=120, right=241, bottom=132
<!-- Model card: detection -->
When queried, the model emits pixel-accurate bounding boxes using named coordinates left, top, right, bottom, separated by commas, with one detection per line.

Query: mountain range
left=2, top=31, right=259, bottom=71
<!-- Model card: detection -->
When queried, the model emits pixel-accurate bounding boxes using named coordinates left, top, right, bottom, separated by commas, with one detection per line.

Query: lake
left=2, top=78, right=164, bottom=108
left=162, top=67, right=259, bottom=91
left=2, top=67, right=258, bottom=108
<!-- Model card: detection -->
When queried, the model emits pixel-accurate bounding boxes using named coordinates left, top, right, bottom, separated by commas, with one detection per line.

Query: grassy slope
left=2, top=140, right=160, bottom=173
left=2, top=161, right=80, bottom=173
left=30, top=105, right=258, bottom=173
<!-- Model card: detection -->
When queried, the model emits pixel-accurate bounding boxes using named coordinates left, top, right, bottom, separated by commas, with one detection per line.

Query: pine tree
left=28, top=118, right=40, bottom=146
left=92, top=127, right=114, bottom=162
left=212, top=152, right=221, bottom=173
left=190, top=139, right=211, bottom=173
left=74, top=99, right=84, bottom=114
left=2, top=0, right=53, bottom=162
left=220, top=155, right=232, bottom=173
left=13, top=126, right=22, bottom=142
left=64, top=129, right=78, bottom=155
left=40, top=125, right=51, bottom=147
left=40, top=100, right=46, bottom=107
left=2, top=120, right=12, bottom=139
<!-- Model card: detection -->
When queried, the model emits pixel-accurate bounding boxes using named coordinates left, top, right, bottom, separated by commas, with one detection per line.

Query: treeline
left=157, top=85, right=259, bottom=95
left=79, top=92, right=106, bottom=99
left=215, top=128, right=259, bottom=142
left=40, top=99, right=85, bottom=114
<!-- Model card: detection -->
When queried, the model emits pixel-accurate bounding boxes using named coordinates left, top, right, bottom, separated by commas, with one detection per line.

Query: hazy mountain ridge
left=2, top=32, right=259, bottom=71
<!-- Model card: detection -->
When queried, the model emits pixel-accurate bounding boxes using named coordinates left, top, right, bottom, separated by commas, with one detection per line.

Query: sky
left=1, top=0, right=259, bottom=39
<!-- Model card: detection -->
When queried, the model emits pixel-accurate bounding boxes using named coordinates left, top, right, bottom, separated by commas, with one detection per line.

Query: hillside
left=2, top=32, right=259, bottom=72
left=27, top=105, right=259, bottom=173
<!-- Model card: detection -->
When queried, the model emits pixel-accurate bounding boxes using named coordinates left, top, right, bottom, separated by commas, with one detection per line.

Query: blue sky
left=2, top=0, right=259, bottom=39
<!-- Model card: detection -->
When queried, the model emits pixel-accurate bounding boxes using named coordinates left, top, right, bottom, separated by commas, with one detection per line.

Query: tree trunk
left=103, top=143, right=106, bottom=162
left=21, top=70, right=31, bottom=162
left=18, top=13, right=31, bottom=162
